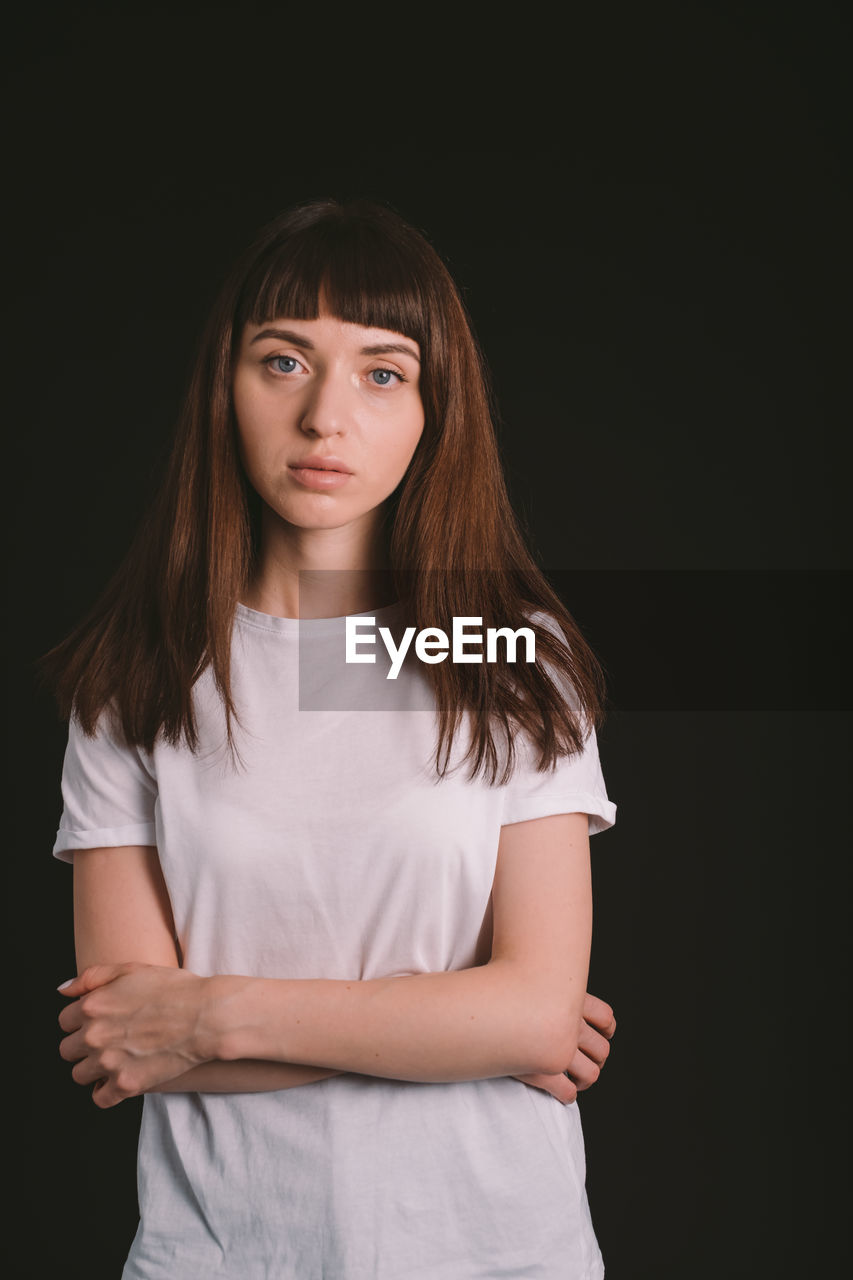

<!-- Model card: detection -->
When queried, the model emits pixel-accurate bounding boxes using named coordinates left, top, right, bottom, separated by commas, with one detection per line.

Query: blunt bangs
left=234, top=203, right=444, bottom=357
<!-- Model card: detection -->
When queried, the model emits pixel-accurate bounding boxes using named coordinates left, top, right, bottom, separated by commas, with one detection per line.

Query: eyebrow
left=249, top=327, right=420, bottom=363
left=360, top=342, right=421, bottom=363
left=249, top=327, right=314, bottom=349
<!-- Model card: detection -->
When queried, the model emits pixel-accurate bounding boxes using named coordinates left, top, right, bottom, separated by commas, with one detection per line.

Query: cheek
left=233, top=387, right=277, bottom=469
left=233, top=420, right=279, bottom=505
left=233, top=416, right=260, bottom=480
left=384, top=408, right=426, bottom=474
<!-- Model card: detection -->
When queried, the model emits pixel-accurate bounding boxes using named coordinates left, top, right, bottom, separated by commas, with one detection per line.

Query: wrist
left=197, top=974, right=250, bottom=1061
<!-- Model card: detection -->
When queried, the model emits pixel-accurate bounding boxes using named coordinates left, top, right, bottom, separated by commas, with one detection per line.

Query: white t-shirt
left=53, top=601, right=617, bottom=1280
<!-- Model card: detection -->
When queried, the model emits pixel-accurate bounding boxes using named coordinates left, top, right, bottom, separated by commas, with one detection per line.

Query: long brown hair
left=39, top=199, right=608, bottom=784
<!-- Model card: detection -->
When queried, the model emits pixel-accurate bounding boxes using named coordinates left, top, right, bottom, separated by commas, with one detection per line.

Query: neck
left=241, top=507, right=396, bottom=619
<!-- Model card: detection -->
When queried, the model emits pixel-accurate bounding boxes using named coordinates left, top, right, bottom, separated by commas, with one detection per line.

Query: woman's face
left=232, top=308, right=425, bottom=538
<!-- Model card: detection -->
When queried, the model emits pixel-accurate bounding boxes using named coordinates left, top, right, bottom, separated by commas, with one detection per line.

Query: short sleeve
left=500, top=609, right=617, bottom=835
left=500, top=723, right=617, bottom=835
left=52, top=710, right=158, bottom=863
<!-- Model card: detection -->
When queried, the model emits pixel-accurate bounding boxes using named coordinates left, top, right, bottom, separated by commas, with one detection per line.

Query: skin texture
left=57, top=310, right=617, bottom=1107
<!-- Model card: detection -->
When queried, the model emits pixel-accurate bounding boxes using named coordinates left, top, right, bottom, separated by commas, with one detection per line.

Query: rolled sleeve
left=52, top=710, right=158, bottom=863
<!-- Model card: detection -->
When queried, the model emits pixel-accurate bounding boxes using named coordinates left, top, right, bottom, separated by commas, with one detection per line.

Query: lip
left=288, top=455, right=354, bottom=491
left=289, top=455, right=353, bottom=474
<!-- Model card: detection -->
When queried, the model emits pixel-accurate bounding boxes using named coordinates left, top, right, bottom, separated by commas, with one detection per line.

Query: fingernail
left=57, top=979, right=75, bottom=990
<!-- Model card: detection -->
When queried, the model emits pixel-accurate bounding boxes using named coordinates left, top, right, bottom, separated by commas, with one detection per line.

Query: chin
left=276, top=505, right=367, bottom=532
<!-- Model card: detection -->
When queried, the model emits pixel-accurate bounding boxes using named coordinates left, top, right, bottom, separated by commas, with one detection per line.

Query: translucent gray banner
left=294, top=569, right=850, bottom=713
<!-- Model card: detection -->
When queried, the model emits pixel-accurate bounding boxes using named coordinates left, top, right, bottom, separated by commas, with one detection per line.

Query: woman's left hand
left=513, top=992, right=616, bottom=1105
left=58, top=962, right=212, bottom=1109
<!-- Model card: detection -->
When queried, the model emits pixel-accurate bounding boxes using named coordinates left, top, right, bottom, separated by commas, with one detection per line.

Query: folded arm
left=63, top=845, right=341, bottom=1098
left=60, top=815, right=595, bottom=1106
left=202, top=811, right=591, bottom=1082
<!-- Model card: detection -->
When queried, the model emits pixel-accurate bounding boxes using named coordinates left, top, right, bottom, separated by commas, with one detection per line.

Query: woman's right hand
left=512, top=991, right=616, bottom=1104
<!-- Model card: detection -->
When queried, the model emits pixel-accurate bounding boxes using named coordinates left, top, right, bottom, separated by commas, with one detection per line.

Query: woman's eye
left=265, top=355, right=302, bottom=375
left=368, top=368, right=402, bottom=387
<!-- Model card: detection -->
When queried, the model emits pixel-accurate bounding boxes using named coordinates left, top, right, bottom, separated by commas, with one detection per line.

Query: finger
left=57, top=963, right=137, bottom=999
left=91, top=1078, right=118, bottom=1109
left=582, top=992, right=617, bottom=1038
left=564, top=1048, right=601, bottom=1091
left=513, top=1072, right=578, bottom=1105
left=92, top=1075, right=131, bottom=1110
left=71, top=1057, right=108, bottom=1086
left=58, top=1000, right=84, bottom=1033
left=58, top=1030, right=88, bottom=1062
left=577, top=1019, right=612, bottom=1068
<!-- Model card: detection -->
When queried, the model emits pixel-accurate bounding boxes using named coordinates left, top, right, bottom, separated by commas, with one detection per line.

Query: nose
left=299, top=370, right=351, bottom=439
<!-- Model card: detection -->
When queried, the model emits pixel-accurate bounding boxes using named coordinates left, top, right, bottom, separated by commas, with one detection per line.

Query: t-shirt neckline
left=235, top=599, right=403, bottom=638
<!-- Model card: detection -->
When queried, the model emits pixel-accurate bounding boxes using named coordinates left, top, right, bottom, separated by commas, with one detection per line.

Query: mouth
left=288, top=461, right=353, bottom=490
left=289, top=457, right=353, bottom=474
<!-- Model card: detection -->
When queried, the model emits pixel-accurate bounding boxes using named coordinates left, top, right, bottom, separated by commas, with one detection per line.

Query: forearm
left=62, top=817, right=592, bottom=1106
left=204, top=958, right=580, bottom=1083
left=150, top=1060, right=345, bottom=1094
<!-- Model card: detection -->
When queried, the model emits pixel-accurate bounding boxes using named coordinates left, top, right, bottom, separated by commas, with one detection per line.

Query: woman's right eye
left=264, top=355, right=303, bottom=375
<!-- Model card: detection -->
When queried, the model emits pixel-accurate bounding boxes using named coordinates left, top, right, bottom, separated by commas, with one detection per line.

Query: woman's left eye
left=368, top=368, right=402, bottom=387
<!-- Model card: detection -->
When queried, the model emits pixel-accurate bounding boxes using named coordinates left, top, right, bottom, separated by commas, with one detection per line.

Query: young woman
left=47, top=199, right=618, bottom=1279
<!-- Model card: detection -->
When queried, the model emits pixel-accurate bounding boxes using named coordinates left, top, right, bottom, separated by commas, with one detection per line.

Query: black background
left=5, top=3, right=850, bottom=1277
